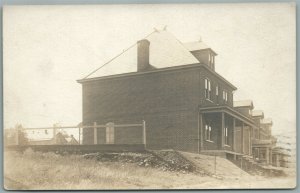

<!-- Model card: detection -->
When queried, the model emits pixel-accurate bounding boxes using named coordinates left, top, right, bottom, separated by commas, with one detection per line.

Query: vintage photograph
left=3, top=3, right=296, bottom=189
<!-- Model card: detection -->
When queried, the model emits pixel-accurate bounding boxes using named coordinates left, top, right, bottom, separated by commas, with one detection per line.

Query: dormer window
left=205, top=78, right=212, bottom=100
left=223, top=90, right=228, bottom=102
left=208, top=53, right=215, bottom=69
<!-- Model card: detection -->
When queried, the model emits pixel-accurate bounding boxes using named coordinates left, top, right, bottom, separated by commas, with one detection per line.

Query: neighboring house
left=272, top=147, right=290, bottom=167
left=28, top=132, right=79, bottom=145
left=77, top=29, right=286, bottom=166
left=251, top=111, right=277, bottom=165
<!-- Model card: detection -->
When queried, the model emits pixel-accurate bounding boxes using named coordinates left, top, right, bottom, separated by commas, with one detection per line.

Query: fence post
left=214, top=154, right=217, bottom=175
left=15, top=128, right=19, bottom=146
left=53, top=124, right=57, bottom=144
left=94, top=122, right=97, bottom=145
left=143, top=120, right=146, bottom=148
left=78, top=126, right=81, bottom=145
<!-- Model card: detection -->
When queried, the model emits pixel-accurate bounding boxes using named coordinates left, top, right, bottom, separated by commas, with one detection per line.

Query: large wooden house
left=77, top=30, right=281, bottom=165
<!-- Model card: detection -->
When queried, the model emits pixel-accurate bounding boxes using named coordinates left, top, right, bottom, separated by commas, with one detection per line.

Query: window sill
left=205, top=140, right=214, bottom=143
left=224, top=144, right=231, bottom=147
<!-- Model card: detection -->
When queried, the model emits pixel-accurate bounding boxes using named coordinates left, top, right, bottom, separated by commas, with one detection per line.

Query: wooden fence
left=10, top=121, right=146, bottom=147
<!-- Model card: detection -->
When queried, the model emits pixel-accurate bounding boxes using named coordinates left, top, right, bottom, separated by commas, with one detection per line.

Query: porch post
left=221, top=112, right=225, bottom=148
left=143, top=120, right=146, bottom=148
left=94, top=122, right=97, bottom=145
left=250, top=127, right=253, bottom=155
left=270, top=149, right=273, bottom=165
left=233, top=118, right=236, bottom=151
left=241, top=122, right=244, bottom=154
left=266, top=147, right=270, bottom=164
left=199, top=112, right=203, bottom=153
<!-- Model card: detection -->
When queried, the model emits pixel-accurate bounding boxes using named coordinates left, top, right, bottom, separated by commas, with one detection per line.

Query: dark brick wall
left=80, top=65, right=237, bottom=153
left=81, top=67, right=201, bottom=152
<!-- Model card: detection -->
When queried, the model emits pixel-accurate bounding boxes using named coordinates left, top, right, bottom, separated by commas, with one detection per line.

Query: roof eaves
left=200, top=65, right=237, bottom=90
left=77, top=63, right=201, bottom=84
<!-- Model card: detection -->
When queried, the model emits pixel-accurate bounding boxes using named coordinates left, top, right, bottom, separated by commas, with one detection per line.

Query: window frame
left=223, top=90, right=228, bottom=102
left=224, top=127, right=229, bottom=145
left=205, top=124, right=213, bottom=142
left=205, top=78, right=212, bottom=101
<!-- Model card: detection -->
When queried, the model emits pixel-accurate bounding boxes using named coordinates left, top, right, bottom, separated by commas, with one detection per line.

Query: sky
left=3, top=3, right=296, bottom=138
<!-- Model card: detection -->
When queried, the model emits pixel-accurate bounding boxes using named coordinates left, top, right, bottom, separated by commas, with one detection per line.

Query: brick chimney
left=137, top=39, right=150, bottom=71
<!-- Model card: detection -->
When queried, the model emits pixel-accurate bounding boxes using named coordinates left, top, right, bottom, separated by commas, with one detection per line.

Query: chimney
left=137, top=39, right=150, bottom=71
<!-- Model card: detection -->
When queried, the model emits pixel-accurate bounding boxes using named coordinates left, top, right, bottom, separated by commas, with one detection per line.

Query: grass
left=4, top=149, right=297, bottom=190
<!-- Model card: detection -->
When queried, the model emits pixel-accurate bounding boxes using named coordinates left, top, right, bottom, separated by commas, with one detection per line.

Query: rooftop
left=85, top=30, right=200, bottom=79
left=233, top=100, right=254, bottom=109
left=77, top=29, right=237, bottom=90
left=184, top=41, right=216, bottom=54
left=252, top=110, right=264, bottom=117
left=260, top=118, right=273, bottom=125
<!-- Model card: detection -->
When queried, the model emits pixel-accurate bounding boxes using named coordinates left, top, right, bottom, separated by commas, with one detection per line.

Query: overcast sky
left=4, top=3, right=296, bottom=136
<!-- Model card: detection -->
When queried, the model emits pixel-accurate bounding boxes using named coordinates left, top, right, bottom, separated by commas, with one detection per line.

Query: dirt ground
left=3, top=149, right=297, bottom=190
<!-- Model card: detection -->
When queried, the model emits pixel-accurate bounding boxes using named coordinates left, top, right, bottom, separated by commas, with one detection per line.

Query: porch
left=198, top=106, right=258, bottom=156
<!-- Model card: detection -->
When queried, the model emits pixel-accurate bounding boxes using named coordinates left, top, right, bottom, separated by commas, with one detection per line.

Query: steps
left=229, top=154, right=285, bottom=177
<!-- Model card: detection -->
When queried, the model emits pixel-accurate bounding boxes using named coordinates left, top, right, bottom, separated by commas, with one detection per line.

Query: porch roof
left=199, top=105, right=257, bottom=129
left=252, top=139, right=275, bottom=148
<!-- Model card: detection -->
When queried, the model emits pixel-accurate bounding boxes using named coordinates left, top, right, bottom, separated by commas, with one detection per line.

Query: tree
left=4, top=124, right=29, bottom=146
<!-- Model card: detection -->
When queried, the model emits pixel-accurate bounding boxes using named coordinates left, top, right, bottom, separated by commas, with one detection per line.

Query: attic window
left=208, top=53, right=215, bottom=68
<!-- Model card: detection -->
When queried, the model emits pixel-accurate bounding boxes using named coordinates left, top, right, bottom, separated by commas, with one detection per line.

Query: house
left=272, top=147, right=290, bottom=167
left=77, top=29, right=284, bottom=166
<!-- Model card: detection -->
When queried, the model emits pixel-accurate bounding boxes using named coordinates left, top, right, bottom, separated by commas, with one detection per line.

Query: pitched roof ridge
left=83, top=30, right=157, bottom=79
left=165, top=31, right=199, bottom=63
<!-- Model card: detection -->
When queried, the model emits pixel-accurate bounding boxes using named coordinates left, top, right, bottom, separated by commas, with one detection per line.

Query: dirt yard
left=4, top=149, right=296, bottom=190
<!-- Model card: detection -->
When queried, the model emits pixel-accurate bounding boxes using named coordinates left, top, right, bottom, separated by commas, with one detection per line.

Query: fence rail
left=8, top=121, right=146, bottom=147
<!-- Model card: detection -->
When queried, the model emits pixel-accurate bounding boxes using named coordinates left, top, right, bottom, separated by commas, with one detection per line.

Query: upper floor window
left=205, top=78, right=212, bottom=100
left=223, top=90, right=228, bottom=102
left=205, top=124, right=212, bottom=141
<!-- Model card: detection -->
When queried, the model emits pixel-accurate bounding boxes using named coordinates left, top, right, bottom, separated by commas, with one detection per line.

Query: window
left=208, top=53, right=214, bottom=68
left=223, top=90, right=228, bottom=102
left=205, top=124, right=212, bottom=141
left=216, top=86, right=219, bottom=96
left=224, top=127, right=228, bottom=145
left=205, top=78, right=212, bottom=100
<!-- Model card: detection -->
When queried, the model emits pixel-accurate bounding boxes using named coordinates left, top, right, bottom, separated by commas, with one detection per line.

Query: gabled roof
left=78, top=30, right=237, bottom=90
left=233, top=100, right=254, bottom=109
left=252, top=110, right=264, bottom=118
left=87, top=30, right=199, bottom=79
left=184, top=41, right=217, bottom=55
